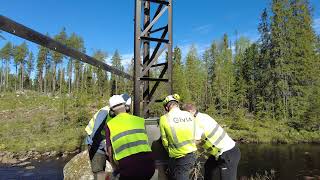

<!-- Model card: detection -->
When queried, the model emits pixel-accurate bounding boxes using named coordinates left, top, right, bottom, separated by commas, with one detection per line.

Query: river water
left=0, top=144, right=319, bottom=180
left=238, top=144, right=320, bottom=179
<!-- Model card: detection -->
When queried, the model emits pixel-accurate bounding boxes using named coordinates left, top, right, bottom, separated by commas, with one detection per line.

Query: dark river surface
left=0, top=144, right=319, bottom=180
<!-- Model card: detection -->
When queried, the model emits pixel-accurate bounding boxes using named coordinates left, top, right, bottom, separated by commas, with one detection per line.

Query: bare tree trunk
left=15, top=64, right=17, bottom=91
left=53, top=63, right=56, bottom=93
left=44, top=74, right=47, bottom=94
left=28, top=70, right=32, bottom=90
left=0, top=63, right=3, bottom=92
left=6, top=60, right=9, bottom=91
left=38, top=72, right=43, bottom=93
left=20, top=62, right=24, bottom=91
left=81, top=67, right=84, bottom=93
left=68, top=59, right=72, bottom=94
left=60, top=67, right=63, bottom=95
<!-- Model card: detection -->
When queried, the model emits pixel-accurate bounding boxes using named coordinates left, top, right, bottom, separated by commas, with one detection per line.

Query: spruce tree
left=257, top=8, right=274, bottom=119
left=185, top=45, right=206, bottom=109
left=172, top=46, right=190, bottom=102
left=110, top=50, right=124, bottom=95
left=234, top=37, right=251, bottom=113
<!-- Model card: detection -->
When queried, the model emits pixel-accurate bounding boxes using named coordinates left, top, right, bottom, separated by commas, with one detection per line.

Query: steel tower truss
left=134, top=0, right=173, bottom=117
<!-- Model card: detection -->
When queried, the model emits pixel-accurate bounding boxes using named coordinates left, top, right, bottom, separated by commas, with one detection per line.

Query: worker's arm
left=194, top=116, right=206, bottom=153
left=159, top=116, right=168, bottom=151
left=105, top=125, right=118, bottom=171
left=107, top=146, right=118, bottom=170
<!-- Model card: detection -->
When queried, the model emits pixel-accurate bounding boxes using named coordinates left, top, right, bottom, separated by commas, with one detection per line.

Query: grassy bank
left=0, top=92, right=319, bottom=153
left=0, top=92, right=107, bottom=153
left=217, top=117, right=320, bottom=144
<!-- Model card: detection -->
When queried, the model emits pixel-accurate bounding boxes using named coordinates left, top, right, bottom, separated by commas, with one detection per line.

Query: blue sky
left=1, top=0, right=320, bottom=68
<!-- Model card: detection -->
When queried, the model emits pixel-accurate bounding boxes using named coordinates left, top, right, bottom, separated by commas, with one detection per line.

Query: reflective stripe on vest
left=85, top=106, right=110, bottom=135
left=166, top=114, right=195, bottom=149
left=108, top=113, right=151, bottom=160
left=206, top=124, right=227, bottom=146
left=114, top=140, right=149, bottom=154
left=112, top=129, right=147, bottom=142
left=201, top=122, right=227, bottom=157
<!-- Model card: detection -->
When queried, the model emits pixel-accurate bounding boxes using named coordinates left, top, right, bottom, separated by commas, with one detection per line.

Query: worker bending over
left=85, top=94, right=131, bottom=180
left=85, top=103, right=110, bottom=180
left=160, top=94, right=197, bottom=180
left=183, top=103, right=241, bottom=180
left=106, top=94, right=155, bottom=180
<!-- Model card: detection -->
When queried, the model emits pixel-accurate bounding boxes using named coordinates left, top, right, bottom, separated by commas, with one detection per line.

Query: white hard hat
left=121, top=93, right=131, bottom=106
left=109, top=95, right=125, bottom=109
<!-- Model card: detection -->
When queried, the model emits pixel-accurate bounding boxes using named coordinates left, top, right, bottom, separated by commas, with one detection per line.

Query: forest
left=0, top=0, right=319, bottom=152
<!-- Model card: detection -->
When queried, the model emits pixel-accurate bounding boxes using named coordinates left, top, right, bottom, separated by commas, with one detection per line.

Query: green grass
left=218, top=117, right=320, bottom=144
left=0, top=91, right=319, bottom=153
left=0, top=92, right=107, bottom=153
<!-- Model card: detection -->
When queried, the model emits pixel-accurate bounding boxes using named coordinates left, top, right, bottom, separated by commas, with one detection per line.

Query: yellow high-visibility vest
left=195, top=112, right=235, bottom=158
left=160, top=107, right=197, bottom=158
left=85, top=106, right=110, bottom=136
left=107, top=113, right=151, bottom=161
left=85, top=106, right=111, bottom=148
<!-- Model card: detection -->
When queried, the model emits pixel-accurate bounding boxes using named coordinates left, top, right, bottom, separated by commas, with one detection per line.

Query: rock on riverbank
left=0, top=150, right=78, bottom=166
left=63, top=150, right=95, bottom=180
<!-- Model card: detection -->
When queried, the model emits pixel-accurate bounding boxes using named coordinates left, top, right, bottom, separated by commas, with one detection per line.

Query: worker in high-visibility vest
left=159, top=94, right=197, bottom=180
left=85, top=94, right=131, bottom=180
left=183, top=103, right=241, bottom=180
left=106, top=94, right=155, bottom=180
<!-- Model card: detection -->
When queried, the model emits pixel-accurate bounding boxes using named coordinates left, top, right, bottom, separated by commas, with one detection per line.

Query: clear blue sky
left=1, top=0, right=320, bottom=66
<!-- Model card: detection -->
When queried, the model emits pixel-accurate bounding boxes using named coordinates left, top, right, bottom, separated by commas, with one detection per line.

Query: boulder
left=63, top=150, right=160, bottom=180
left=63, top=150, right=94, bottom=180
left=63, top=150, right=116, bottom=180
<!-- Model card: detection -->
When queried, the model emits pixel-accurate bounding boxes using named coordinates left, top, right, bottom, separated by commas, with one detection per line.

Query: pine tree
left=37, top=45, right=49, bottom=93
left=67, top=33, right=85, bottom=94
left=52, top=28, right=67, bottom=93
left=0, top=42, right=12, bottom=91
left=13, top=42, right=28, bottom=91
left=93, top=50, right=108, bottom=96
left=26, top=51, right=34, bottom=89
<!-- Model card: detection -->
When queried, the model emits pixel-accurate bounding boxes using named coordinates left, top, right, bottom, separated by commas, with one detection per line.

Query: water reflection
left=238, top=144, right=320, bottom=179
left=0, top=144, right=319, bottom=180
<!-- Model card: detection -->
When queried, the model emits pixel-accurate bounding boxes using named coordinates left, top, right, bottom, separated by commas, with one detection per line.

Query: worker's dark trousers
left=168, top=152, right=196, bottom=180
left=204, top=145, right=241, bottom=180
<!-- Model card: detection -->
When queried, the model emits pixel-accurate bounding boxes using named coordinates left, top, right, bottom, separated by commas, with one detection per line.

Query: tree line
left=0, top=0, right=319, bottom=131
left=171, top=0, right=319, bottom=131
left=0, top=29, right=130, bottom=97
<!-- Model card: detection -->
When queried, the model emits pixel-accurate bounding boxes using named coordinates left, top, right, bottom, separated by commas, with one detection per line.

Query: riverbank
left=0, top=92, right=319, bottom=158
left=2, top=144, right=319, bottom=180
left=0, top=150, right=78, bottom=165
left=219, top=118, right=320, bottom=144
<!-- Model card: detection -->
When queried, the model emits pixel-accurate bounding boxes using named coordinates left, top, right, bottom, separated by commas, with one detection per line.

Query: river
left=0, top=144, right=319, bottom=180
